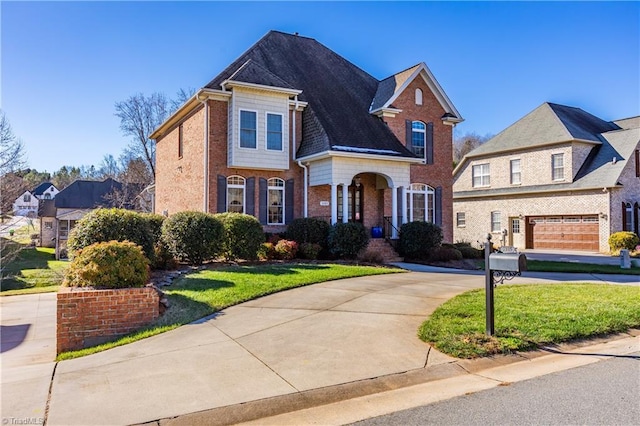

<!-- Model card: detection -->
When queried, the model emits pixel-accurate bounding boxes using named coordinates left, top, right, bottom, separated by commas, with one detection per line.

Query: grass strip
left=419, top=283, right=640, bottom=359
left=1, top=247, right=68, bottom=294
left=525, top=260, right=640, bottom=275
left=57, top=263, right=402, bottom=360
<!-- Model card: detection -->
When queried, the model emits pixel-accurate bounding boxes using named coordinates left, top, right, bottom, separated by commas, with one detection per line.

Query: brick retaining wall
left=57, top=286, right=160, bottom=354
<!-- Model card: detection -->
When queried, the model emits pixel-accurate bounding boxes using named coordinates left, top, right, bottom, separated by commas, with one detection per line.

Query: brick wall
left=57, top=286, right=159, bottom=354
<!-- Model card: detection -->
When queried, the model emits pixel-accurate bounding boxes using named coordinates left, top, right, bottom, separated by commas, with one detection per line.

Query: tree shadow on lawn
left=209, top=263, right=331, bottom=276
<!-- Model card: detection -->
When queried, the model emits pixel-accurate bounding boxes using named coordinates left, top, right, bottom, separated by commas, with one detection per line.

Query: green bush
left=429, top=246, right=463, bottom=262
left=161, top=211, right=223, bottom=265
left=258, top=242, right=277, bottom=261
left=358, top=249, right=384, bottom=264
left=67, top=208, right=156, bottom=262
left=275, top=239, right=298, bottom=260
left=398, top=221, right=443, bottom=260
left=141, top=213, right=165, bottom=244
left=286, top=218, right=330, bottom=248
left=63, top=240, right=149, bottom=288
left=214, top=213, right=264, bottom=261
left=609, top=231, right=640, bottom=252
left=328, top=222, right=369, bottom=259
left=457, top=245, right=483, bottom=259
left=298, top=242, right=322, bottom=260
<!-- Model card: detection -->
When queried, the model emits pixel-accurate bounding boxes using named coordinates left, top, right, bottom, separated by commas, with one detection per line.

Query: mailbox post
left=484, top=235, right=527, bottom=336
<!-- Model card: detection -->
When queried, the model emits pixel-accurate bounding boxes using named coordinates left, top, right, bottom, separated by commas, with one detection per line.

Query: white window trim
left=265, top=112, right=284, bottom=152
left=552, top=153, right=565, bottom=181
left=415, top=88, right=423, bottom=105
left=510, top=158, right=521, bottom=185
left=491, top=211, right=501, bottom=233
left=227, top=175, right=246, bottom=213
left=267, top=177, right=285, bottom=225
left=406, top=183, right=435, bottom=223
left=472, top=163, right=491, bottom=188
left=411, top=121, right=426, bottom=158
left=456, top=212, right=466, bottom=228
left=238, top=109, right=258, bottom=150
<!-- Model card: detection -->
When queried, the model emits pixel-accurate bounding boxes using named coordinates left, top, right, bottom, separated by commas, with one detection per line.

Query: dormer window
left=415, top=88, right=423, bottom=105
left=411, top=121, right=426, bottom=157
left=239, top=110, right=257, bottom=149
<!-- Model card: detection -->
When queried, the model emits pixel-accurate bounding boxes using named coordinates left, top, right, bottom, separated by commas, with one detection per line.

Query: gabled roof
left=54, top=178, right=122, bottom=209
left=464, top=103, right=620, bottom=159
left=370, top=63, right=462, bottom=122
left=32, top=182, right=56, bottom=196
left=205, top=30, right=417, bottom=159
left=222, top=59, right=297, bottom=91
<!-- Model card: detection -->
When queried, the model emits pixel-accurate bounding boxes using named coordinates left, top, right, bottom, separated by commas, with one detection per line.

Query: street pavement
left=353, top=351, right=640, bottom=425
left=0, top=265, right=638, bottom=426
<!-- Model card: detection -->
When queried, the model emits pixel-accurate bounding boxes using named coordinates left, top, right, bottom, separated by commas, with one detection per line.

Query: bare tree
left=114, top=93, right=171, bottom=178
left=0, top=110, right=26, bottom=175
left=453, top=132, right=492, bottom=166
left=170, top=87, right=196, bottom=113
left=98, top=154, right=121, bottom=179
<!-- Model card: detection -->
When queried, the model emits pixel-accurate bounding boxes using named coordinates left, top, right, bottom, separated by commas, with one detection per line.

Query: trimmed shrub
left=328, top=222, right=369, bottom=259
left=214, top=213, right=264, bottom=261
left=457, top=245, right=484, bottom=259
left=258, top=242, right=277, bottom=261
left=67, top=208, right=156, bottom=262
left=398, top=221, right=443, bottom=260
left=161, top=211, right=223, bottom=265
left=609, top=232, right=640, bottom=252
left=298, top=243, right=322, bottom=260
left=63, top=240, right=149, bottom=289
left=285, top=218, right=330, bottom=248
left=153, top=240, right=178, bottom=270
left=429, top=246, right=463, bottom=262
left=275, top=239, right=298, bottom=260
left=141, top=213, right=165, bottom=244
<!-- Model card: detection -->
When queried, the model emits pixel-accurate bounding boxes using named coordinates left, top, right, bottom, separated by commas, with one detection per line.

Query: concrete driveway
left=1, top=266, right=638, bottom=425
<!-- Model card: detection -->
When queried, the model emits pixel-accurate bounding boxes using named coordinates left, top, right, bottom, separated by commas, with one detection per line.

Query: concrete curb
left=146, top=332, right=639, bottom=426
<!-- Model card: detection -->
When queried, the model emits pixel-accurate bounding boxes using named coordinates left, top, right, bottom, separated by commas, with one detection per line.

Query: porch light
left=354, top=176, right=362, bottom=187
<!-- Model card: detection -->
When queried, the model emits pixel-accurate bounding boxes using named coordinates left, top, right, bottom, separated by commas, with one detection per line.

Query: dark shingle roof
left=38, top=199, right=56, bottom=217
left=205, top=31, right=416, bottom=159
left=54, top=179, right=122, bottom=209
left=548, top=103, right=620, bottom=142
left=225, top=59, right=296, bottom=89
left=370, top=64, right=421, bottom=111
left=32, top=182, right=56, bottom=196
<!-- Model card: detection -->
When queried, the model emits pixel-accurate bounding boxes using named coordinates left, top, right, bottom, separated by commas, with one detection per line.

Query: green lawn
left=419, top=283, right=640, bottom=359
left=526, top=260, right=640, bottom=275
left=1, top=247, right=68, bottom=295
left=57, top=263, right=403, bottom=360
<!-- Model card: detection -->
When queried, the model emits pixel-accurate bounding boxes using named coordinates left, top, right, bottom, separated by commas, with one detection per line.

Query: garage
left=526, top=215, right=599, bottom=251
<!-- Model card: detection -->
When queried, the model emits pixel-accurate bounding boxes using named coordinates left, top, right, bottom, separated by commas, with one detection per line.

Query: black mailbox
left=489, top=252, right=527, bottom=273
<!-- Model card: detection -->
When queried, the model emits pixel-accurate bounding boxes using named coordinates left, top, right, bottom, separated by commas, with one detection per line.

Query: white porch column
left=391, top=186, right=398, bottom=238
left=401, top=186, right=408, bottom=224
left=341, top=184, right=349, bottom=223
left=330, top=184, right=338, bottom=224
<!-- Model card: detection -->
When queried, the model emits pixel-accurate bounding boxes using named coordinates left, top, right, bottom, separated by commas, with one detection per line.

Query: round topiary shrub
left=429, top=246, right=463, bottom=262
left=67, top=208, right=156, bottom=262
left=214, top=212, right=265, bottom=261
left=609, top=231, right=639, bottom=252
left=286, top=218, right=330, bottom=247
left=328, top=222, right=369, bottom=259
left=398, top=221, right=443, bottom=260
left=161, top=211, right=223, bottom=265
left=275, top=239, right=298, bottom=260
left=63, top=240, right=149, bottom=288
left=298, top=242, right=322, bottom=260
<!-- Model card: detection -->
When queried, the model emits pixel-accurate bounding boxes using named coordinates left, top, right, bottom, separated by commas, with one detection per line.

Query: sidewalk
left=1, top=268, right=638, bottom=426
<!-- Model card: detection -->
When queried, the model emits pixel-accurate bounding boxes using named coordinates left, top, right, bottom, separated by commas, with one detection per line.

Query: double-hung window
left=491, top=211, right=501, bottom=233
left=227, top=176, right=245, bottom=213
left=472, top=163, right=490, bottom=187
left=406, top=183, right=435, bottom=223
left=456, top=212, right=466, bottom=227
left=552, top=153, right=564, bottom=181
left=240, top=110, right=257, bottom=149
left=411, top=121, right=425, bottom=158
left=267, top=178, right=284, bottom=224
left=266, top=113, right=283, bottom=151
left=510, top=159, right=521, bottom=185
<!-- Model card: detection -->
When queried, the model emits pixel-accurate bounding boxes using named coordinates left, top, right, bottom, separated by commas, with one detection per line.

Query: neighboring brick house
left=12, top=182, right=59, bottom=217
left=152, top=31, right=463, bottom=242
left=453, top=103, right=640, bottom=252
left=38, top=178, right=123, bottom=258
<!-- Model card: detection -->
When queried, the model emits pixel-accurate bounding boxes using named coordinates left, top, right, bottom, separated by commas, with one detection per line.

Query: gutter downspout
left=293, top=96, right=308, bottom=217
left=200, top=95, right=210, bottom=213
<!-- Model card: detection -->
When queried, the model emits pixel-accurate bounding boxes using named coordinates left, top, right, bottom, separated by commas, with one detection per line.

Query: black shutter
left=405, top=120, right=412, bottom=148
left=245, top=178, right=255, bottom=216
left=259, top=178, right=267, bottom=225
left=397, top=187, right=403, bottom=223
left=634, top=202, right=639, bottom=235
left=426, top=122, right=434, bottom=164
left=217, top=175, right=226, bottom=213
left=435, top=186, right=442, bottom=226
left=285, top=179, right=294, bottom=224
left=622, top=202, right=627, bottom=231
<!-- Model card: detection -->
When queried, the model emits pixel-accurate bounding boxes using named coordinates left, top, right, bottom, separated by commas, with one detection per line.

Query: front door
left=337, top=182, right=364, bottom=223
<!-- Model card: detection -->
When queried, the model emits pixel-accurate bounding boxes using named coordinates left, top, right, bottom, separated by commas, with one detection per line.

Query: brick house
left=39, top=178, right=123, bottom=258
left=12, top=182, right=59, bottom=217
left=453, top=103, right=640, bottom=252
left=152, top=31, right=463, bottom=243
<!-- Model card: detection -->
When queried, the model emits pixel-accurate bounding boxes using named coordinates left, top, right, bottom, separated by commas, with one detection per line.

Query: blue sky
left=2, top=1, right=639, bottom=173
